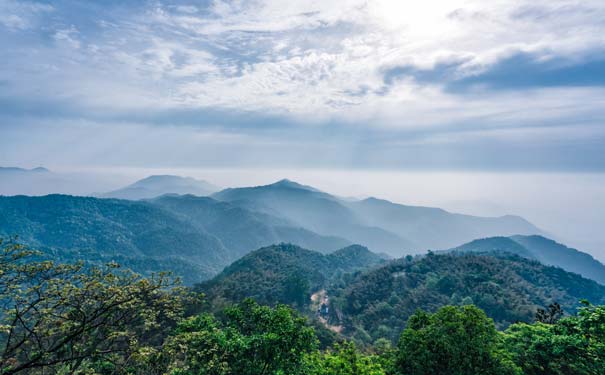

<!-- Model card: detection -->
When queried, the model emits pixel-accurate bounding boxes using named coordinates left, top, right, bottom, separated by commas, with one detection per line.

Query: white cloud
left=2, top=0, right=605, bottom=131
left=54, top=26, right=81, bottom=49
left=0, top=0, right=53, bottom=31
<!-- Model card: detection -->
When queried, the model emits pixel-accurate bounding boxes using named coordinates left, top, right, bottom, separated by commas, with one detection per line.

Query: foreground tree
left=503, top=301, right=605, bottom=375
left=394, top=305, right=520, bottom=375
left=0, top=239, right=184, bottom=375
left=164, top=298, right=317, bottom=375
left=304, top=341, right=387, bottom=375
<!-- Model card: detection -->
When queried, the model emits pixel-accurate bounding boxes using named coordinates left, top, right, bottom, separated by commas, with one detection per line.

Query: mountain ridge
left=450, top=234, right=605, bottom=284
left=102, top=175, right=219, bottom=200
left=213, top=179, right=542, bottom=256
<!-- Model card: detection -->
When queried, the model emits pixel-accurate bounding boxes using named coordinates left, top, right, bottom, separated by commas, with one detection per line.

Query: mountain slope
left=449, top=236, right=536, bottom=259
left=512, top=235, right=605, bottom=284
left=450, top=235, right=605, bottom=284
left=102, top=175, right=218, bottom=200
left=330, top=252, right=605, bottom=344
left=0, top=194, right=353, bottom=283
left=0, top=195, right=228, bottom=283
left=198, top=243, right=385, bottom=309
left=346, top=197, right=542, bottom=250
left=213, top=180, right=542, bottom=256
left=0, top=166, right=71, bottom=196
left=212, top=181, right=417, bottom=256
left=151, top=194, right=350, bottom=257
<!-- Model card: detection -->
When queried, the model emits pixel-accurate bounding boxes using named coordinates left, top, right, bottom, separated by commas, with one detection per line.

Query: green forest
left=1, top=238, right=604, bottom=375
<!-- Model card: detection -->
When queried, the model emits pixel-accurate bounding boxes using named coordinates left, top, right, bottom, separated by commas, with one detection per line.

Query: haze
left=1, top=1, right=604, bottom=258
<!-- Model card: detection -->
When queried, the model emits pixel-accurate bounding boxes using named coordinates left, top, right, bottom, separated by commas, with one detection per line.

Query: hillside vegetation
left=330, top=252, right=605, bottom=344
left=197, top=243, right=605, bottom=347
left=0, top=194, right=350, bottom=284
left=2, top=238, right=604, bottom=375
left=451, top=235, right=605, bottom=284
left=199, top=243, right=385, bottom=309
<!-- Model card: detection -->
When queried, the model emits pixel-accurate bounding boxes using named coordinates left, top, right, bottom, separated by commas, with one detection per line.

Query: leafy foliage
left=0, top=238, right=185, bottom=375
left=2, top=237, right=605, bottom=375
left=163, top=299, right=317, bottom=375
left=502, top=301, right=605, bottom=375
left=304, top=341, right=387, bottom=375
left=394, top=305, right=520, bottom=375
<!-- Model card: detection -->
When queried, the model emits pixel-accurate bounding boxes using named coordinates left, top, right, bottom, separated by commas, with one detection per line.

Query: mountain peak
left=268, top=179, right=321, bottom=192
left=0, top=166, right=50, bottom=173
left=102, top=175, right=218, bottom=200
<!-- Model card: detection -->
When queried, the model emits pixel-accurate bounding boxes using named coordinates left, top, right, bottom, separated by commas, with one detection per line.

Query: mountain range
left=211, top=179, right=542, bottom=256
left=197, top=243, right=605, bottom=345
left=0, top=194, right=349, bottom=284
left=1, top=175, right=603, bottom=287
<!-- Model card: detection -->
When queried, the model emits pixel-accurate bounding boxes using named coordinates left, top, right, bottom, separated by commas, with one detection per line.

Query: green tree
left=394, top=305, right=520, bottom=375
left=0, top=238, right=185, bottom=375
left=304, top=341, right=386, bottom=375
left=165, top=298, right=317, bottom=375
left=503, top=301, right=605, bottom=375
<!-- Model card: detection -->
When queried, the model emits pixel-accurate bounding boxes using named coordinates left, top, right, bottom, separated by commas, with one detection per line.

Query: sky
left=0, top=1, right=604, bottom=256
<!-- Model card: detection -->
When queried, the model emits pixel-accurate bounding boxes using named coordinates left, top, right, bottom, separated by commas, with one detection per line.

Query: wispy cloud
left=1, top=0, right=604, bottom=171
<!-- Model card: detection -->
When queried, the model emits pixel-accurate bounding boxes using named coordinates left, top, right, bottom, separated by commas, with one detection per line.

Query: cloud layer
left=1, top=0, right=605, bottom=170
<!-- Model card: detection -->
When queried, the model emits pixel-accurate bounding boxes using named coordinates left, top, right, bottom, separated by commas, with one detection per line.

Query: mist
left=2, top=166, right=602, bottom=261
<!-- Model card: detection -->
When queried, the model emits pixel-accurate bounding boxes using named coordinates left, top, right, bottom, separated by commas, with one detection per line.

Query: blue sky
left=1, top=0, right=605, bottom=171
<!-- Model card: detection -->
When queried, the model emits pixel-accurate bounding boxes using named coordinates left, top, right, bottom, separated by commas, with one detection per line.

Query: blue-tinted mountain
left=151, top=194, right=350, bottom=258
left=0, top=166, right=71, bottom=196
left=0, top=194, right=352, bottom=283
left=213, top=180, right=542, bottom=256
left=0, top=166, right=49, bottom=173
left=347, top=197, right=542, bottom=251
left=450, top=235, right=605, bottom=284
left=102, top=175, right=219, bottom=200
left=0, top=195, right=228, bottom=283
left=213, top=181, right=416, bottom=256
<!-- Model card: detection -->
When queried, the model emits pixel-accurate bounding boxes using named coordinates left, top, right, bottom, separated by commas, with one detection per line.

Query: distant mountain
left=213, top=180, right=542, bottom=256
left=151, top=194, right=350, bottom=258
left=346, top=197, right=542, bottom=250
left=198, top=243, right=385, bottom=309
left=0, top=166, right=49, bottom=174
left=330, top=252, right=605, bottom=343
left=0, top=166, right=70, bottom=196
left=213, top=181, right=417, bottom=256
left=0, top=195, right=228, bottom=284
left=450, top=235, right=605, bottom=284
left=102, top=175, right=219, bottom=200
left=0, top=194, right=352, bottom=284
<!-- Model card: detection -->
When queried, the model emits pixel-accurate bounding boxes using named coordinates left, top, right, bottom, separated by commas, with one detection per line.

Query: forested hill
left=0, top=194, right=351, bottom=284
left=0, top=194, right=228, bottom=282
left=198, top=244, right=605, bottom=346
left=198, top=243, right=386, bottom=309
left=330, top=252, right=605, bottom=344
left=450, top=235, right=605, bottom=284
